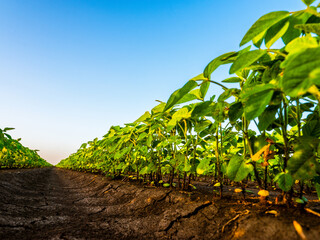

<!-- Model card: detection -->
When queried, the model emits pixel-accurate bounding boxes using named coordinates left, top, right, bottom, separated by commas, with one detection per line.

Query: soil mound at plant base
left=0, top=168, right=319, bottom=239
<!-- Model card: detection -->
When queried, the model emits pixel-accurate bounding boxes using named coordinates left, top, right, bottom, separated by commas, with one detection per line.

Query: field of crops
left=57, top=1, right=320, bottom=206
left=1, top=0, right=320, bottom=239
left=0, top=127, right=51, bottom=169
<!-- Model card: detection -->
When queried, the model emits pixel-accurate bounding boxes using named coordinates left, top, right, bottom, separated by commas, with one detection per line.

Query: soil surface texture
left=0, top=167, right=320, bottom=240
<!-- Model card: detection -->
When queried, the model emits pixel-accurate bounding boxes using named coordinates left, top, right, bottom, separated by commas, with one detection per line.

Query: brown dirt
left=0, top=168, right=319, bottom=240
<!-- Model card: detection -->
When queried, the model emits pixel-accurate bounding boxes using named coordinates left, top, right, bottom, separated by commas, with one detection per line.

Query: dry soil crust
left=0, top=168, right=319, bottom=240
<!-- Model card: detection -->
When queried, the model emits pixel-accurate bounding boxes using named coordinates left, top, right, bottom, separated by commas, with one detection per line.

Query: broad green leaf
left=265, top=18, right=290, bottom=48
left=302, top=0, right=316, bottom=6
left=228, top=102, right=243, bottom=123
left=134, top=111, right=151, bottom=123
left=183, top=157, right=191, bottom=172
left=252, top=29, right=267, bottom=48
left=196, top=158, right=210, bottom=175
left=218, top=88, right=240, bottom=102
left=191, top=101, right=213, bottom=118
left=243, top=89, right=274, bottom=120
left=281, top=47, right=320, bottom=97
left=164, top=80, right=198, bottom=111
left=240, top=11, right=290, bottom=46
left=172, top=107, right=191, bottom=120
left=194, top=120, right=211, bottom=133
left=167, top=108, right=191, bottom=131
left=151, top=102, right=166, bottom=114
left=221, top=77, right=242, bottom=83
left=295, top=23, right=320, bottom=35
left=200, top=81, right=210, bottom=99
left=137, top=132, right=148, bottom=141
left=258, top=105, right=278, bottom=131
left=176, top=93, right=198, bottom=105
left=147, top=134, right=153, bottom=147
left=302, top=120, right=320, bottom=137
left=190, top=89, right=203, bottom=100
left=282, top=11, right=311, bottom=44
left=203, top=52, right=237, bottom=79
left=285, top=36, right=318, bottom=54
left=227, top=155, right=253, bottom=182
left=287, top=137, right=320, bottom=180
left=230, top=50, right=267, bottom=74
left=274, top=172, right=293, bottom=191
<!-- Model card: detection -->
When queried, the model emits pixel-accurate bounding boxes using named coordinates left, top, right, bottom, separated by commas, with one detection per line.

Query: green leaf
left=228, top=102, right=243, bottom=123
left=134, top=111, right=151, bottom=123
left=151, top=102, right=166, bottom=114
left=258, top=105, right=278, bottom=131
left=196, top=158, right=210, bottom=175
left=190, top=89, right=203, bottom=100
left=147, top=134, right=153, bottom=147
left=282, top=11, right=311, bottom=45
left=287, top=137, right=320, bottom=180
left=3, top=128, right=15, bottom=132
left=302, top=120, right=320, bottom=137
left=316, top=183, right=320, bottom=200
left=227, top=155, right=253, bottom=182
left=274, top=172, right=293, bottom=192
left=200, top=81, right=210, bottom=99
left=285, top=36, right=318, bottom=54
left=218, top=88, right=240, bottom=102
left=241, top=84, right=275, bottom=120
left=191, top=101, right=213, bottom=118
left=265, top=18, right=290, bottom=48
left=176, top=92, right=198, bottom=105
left=167, top=108, right=191, bottom=131
left=203, top=52, right=237, bottom=79
left=221, top=77, right=242, bottom=83
left=281, top=47, right=320, bottom=97
left=164, top=80, right=198, bottom=111
left=190, top=73, right=207, bottom=81
left=137, top=132, right=148, bottom=141
left=295, top=23, right=320, bottom=35
left=194, top=120, right=211, bottom=133
left=230, top=50, right=267, bottom=74
left=252, top=30, right=267, bottom=48
left=302, top=0, right=316, bottom=6
left=240, top=11, right=290, bottom=46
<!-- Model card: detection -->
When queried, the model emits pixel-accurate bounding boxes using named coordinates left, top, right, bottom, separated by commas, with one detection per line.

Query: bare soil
left=0, top=167, right=319, bottom=240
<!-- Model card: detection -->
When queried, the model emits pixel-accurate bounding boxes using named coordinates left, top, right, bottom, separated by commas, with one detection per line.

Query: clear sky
left=0, top=0, right=306, bottom=165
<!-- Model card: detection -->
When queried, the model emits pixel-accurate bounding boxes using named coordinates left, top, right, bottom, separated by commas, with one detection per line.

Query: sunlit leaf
left=274, top=172, right=293, bottom=191
left=281, top=47, right=320, bottom=97
left=227, top=155, right=253, bottom=182
left=203, top=52, right=237, bottom=79
left=265, top=18, right=290, bottom=48
left=240, top=11, right=290, bottom=46
left=230, top=50, right=267, bottom=74
left=164, top=80, right=198, bottom=111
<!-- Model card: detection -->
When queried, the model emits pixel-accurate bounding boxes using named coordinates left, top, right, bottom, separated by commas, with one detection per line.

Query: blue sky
left=0, top=0, right=306, bottom=164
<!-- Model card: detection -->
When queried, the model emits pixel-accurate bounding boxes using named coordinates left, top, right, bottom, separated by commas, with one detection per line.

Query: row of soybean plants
left=57, top=0, right=320, bottom=203
left=0, top=128, right=51, bottom=168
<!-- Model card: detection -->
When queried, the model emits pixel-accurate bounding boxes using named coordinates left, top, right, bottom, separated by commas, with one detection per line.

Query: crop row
left=57, top=0, right=320, bottom=205
left=0, top=128, right=51, bottom=168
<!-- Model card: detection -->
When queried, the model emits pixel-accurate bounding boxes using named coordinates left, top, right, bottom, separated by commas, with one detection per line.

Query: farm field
left=0, top=167, right=319, bottom=240
left=1, top=0, right=320, bottom=239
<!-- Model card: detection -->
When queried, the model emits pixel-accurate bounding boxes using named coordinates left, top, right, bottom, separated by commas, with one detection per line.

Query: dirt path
left=0, top=168, right=319, bottom=239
